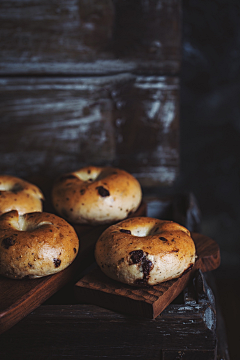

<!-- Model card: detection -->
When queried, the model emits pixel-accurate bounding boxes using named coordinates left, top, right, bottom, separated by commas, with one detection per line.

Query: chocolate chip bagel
left=52, top=166, right=142, bottom=225
left=95, top=217, right=196, bottom=286
left=0, top=210, right=79, bottom=279
left=0, top=175, right=44, bottom=216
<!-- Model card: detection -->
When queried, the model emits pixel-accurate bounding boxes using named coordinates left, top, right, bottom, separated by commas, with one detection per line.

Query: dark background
left=180, top=0, right=240, bottom=357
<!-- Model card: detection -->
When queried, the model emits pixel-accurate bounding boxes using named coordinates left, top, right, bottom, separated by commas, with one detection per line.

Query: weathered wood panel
left=0, top=0, right=181, bottom=75
left=113, top=75, right=180, bottom=185
left=0, top=75, right=179, bottom=188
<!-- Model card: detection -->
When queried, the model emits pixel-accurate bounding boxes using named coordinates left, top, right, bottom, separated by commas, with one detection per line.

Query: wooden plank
left=0, top=75, right=179, bottom=188
left=0, top=272, right=217, bottom=360
left=74, top=234, right=220, bottom=319
left=0, top=0, right=181, bottom=75
left=0, top=306, right=217, bottom=360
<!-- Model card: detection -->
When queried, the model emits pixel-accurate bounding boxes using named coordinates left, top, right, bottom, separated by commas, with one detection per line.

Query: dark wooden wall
left=0, top=0, right=181, bottom=191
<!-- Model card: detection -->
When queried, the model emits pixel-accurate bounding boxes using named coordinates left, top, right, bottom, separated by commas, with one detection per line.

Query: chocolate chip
left=53, top=258, right=61, bottom=268
left=129, top=250, right=144, bottom=264
left=130, top=250, right=153, bottom=285
left=73, top=248, right=77, bottom=253
left=120, top=229, right=131, bottom=235
left=96, top=186, right=110, bottom=197
left=142, top=258, right=153, bottom=279
left=159, top=237, right=168, bottom=242
left=80, top=189, right=85, bottom=195
left=2, top=236, right=16, bottom=249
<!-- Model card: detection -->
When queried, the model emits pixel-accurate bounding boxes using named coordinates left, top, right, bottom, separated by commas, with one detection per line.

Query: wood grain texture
left=74, top=233, right=220, bottom=319
left=0, top=75, right=179, bottom=187
left=0, top=202, right=146, bottom=335
left=0, top=271, right=218, bottom=360
left=0, top=0, right=181, bottom=75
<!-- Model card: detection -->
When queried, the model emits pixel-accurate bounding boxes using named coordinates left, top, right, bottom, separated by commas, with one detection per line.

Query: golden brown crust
left=0, top=175, right=44, bottom=216
left=0, top=210, right=79, bottom=279
left=52, top=166, right=142, bottom=225
left=95, top=217, right=196, bottom=286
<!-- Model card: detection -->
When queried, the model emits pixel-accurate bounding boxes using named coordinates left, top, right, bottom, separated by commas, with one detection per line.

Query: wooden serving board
left=74, top=233, right=221, bottom=319
left=0, top=202, right=146, bottom=334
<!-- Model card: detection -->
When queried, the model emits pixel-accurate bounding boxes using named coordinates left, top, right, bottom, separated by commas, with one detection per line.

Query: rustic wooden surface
left=0, top=0, right=230, bottom=357
left=0, top=202, right=146, bottom=335
left=75, top=233, right=220, bottom=319
left=0, top=75, right=179, bottom=187
left=0, top=0, right=181, bottom=75
left=0, top=270, right=218, bottom=360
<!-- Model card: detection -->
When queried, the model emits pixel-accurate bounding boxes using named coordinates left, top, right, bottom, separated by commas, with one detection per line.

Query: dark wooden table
left=0, top=271, right=227, bottom=360
left=0, top=195, right=230, bottom=360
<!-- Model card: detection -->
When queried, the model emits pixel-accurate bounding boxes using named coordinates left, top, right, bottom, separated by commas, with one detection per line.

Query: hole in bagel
left=74, top=168, right=117, bottom=182
left=11, top=215, right=53, bottom=231
left=126, top=224, right=161, bottom=237
left=0, top=182, right=24, bottom=193
left=25, top=221, right=53, bottom=232
left=74, top=169, right=101, bottom=182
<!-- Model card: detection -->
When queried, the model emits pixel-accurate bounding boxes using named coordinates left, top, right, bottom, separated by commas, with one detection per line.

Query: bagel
left=52, top=166, right=142, bottom=225
left=95, top=217, right=196, bottom=286
left=0, top=175, right=44, bottom=216
left=0, top=210, right=79, bottom=279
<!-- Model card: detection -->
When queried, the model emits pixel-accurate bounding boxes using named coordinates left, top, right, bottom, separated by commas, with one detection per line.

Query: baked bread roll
left=52, top=166, right=142, bottom=225
left=95, top=217, right=196, bottom=286
left=0, top=210, right=79, bottom=279
left=0, top=175, right=44, bottom=216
